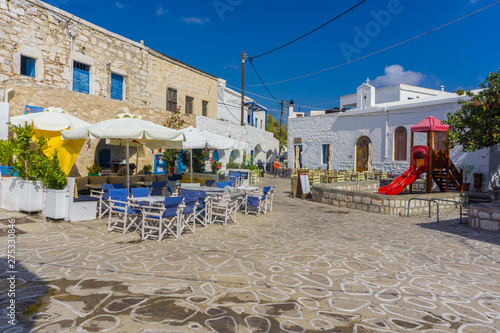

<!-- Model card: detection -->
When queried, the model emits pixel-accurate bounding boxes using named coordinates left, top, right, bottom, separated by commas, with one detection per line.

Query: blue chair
left=90, top=183, right=121, bottom=219
left=179, top=195, right=199, bottom=236
left=245, top=186, right=271, bottom=216
left=181, top=190, right=208, bottom=227
left=205, top=179, right=215, bottom=187
left=131, top=187, right=150, bottom=198
left=151, top=181, right=167, bottom=196
left=108, top=189, right=141, bottom=234
left=216, top=182, right=227, bottom=189
left=141, top=196, right=185, bottom=242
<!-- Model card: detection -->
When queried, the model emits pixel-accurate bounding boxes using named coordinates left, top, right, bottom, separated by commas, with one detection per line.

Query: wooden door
left=356, top=136, right=371, bottom=172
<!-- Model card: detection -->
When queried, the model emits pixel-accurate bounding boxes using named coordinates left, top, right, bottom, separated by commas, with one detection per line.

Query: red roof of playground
left=411, top=116, right=449, bottom=132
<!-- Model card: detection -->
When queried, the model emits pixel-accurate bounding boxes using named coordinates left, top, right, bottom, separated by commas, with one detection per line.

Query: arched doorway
left=356, top=136, right=372, bottom=172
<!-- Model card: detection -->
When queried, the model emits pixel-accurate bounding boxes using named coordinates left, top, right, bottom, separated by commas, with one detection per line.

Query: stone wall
left=469, top=203, right=500, bottom=231
left=312, top=182, right=464, bottom=216
left=0, top=0, right=218, bottom=115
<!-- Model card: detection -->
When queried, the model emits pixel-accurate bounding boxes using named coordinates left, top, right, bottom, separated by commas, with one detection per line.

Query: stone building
left=287, top=82, right=499, bottom=191
left=0, top=0, right=219, bottom=176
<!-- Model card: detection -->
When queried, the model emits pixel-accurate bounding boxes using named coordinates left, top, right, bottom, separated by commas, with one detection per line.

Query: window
left=110, top=73, right=124, bottom=100
left=73, top=61, right=90, bottom=94
left=185, top=96, right=194, bottom=114
left=202, top=100, right=208, bottom=116
left=260, top=120, right=263, bottom=129
left=21, top=55, right=36, bottom=77
left=434, top=132, right=448, bottom=150
left=167, top=88, right=177, bottom=111
left=394, top=126, right=407, bottom=161
left=255, top=118, right=258, bottom=127
left=322, top=144, right=330, bottom=164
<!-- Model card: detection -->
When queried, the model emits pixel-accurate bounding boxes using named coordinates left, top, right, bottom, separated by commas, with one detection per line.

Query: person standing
left=273, top=159, right=279, bottom=178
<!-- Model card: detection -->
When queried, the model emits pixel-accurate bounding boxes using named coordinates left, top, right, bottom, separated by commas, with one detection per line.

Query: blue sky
left=53, top=0, right=499, bottom=119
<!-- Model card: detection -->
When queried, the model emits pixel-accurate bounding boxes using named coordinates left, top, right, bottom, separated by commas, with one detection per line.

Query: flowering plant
left=164, top=107, right=186, bottom=129
left=211, top=160, right=222, bottom=174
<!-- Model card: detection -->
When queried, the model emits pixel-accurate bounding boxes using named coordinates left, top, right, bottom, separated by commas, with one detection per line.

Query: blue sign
left=154, top=154, right=165, bottom=174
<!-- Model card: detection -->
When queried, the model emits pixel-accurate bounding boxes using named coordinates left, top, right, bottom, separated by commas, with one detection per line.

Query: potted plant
left=0, top=138, right=15, bottom=176
left=11, top=124, right=48, bottom=213
left=40, top=150, right=68, bottom=219
left=87, top=163, right=102, bottom=176
left=461, top=164, right=474, bottom=191
left=163, top=150, right=177, bottom=174
left=143, top=164, right=153, bottom=175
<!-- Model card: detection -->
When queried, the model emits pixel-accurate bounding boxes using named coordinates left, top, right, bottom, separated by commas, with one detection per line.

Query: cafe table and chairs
left=141, top=196, right=185, bottom=242
left=107, top=188, right=142, bottom=235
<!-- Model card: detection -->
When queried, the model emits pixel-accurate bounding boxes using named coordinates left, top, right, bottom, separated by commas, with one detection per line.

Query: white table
left=236, top=186, right=259, bottom=194
left=181, top=185, right=224, bottom=197
left=130, top=196, right=166, bottom=204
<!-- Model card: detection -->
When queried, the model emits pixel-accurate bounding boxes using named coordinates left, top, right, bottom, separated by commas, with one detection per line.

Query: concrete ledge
left=470, top=203, right=500, bottom=231
left=312, top=182, right=464, bottom=216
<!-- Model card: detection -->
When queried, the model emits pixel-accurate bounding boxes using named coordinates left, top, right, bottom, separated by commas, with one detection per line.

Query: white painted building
left=288, top=82, right=498, bottom=191
left=194, top=79, right=279, bottom=169
left=216, top=79, right=267, bottom=130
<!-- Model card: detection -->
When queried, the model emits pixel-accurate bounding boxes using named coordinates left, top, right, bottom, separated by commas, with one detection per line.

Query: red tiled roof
left=411, top=116, right=449, bottom=132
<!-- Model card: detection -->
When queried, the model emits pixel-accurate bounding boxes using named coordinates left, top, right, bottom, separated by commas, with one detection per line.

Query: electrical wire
left=217, top=91, right=244, bottom=123
left=248, top=59, right=279, bottom=102
left=250, top=0, right=368, bottom=60
left=247, top=0, right=500, bottom=87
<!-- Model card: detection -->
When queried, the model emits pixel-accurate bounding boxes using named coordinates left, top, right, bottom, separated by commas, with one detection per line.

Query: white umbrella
left=163, top=126, right=237, bottom=182
left=10, top=107, right=90, bottom=131
left=62, top=113, right=184, bottom=191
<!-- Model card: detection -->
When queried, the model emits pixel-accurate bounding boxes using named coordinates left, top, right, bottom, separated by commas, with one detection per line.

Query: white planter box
left=19, top=180, right=44, bottom=213
left=43, top=188, right=68, bottom=219
left=0, top=177, right=21, bottom=211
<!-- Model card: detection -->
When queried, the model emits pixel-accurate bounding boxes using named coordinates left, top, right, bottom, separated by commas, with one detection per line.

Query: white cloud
left=371, top=65, right=425, bottom=87
left=115, top=1, right=124, bottom=9
left=156, top=6, right=167, bottom=16
left=181, top=17, right=209, bottom=25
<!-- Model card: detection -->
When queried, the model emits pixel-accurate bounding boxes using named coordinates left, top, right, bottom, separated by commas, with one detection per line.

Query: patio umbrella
left=328, top=144, right=333, bottom=171
left=163, top=126, right=237, bottom=182
left=10, top=107, right=90, bottom=174
left=295, top=145, right=300, bottom=169
left=62, top=113, right=184, bottom=191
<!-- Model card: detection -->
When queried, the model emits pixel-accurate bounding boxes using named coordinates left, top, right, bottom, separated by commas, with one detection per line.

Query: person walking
left=273, top=159, right=279, bottom=178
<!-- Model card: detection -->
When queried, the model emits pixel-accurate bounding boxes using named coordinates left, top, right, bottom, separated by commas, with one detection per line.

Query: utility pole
left=240, top=52, right=246, bottom=126
left=279, top=100, right=284, bottom=156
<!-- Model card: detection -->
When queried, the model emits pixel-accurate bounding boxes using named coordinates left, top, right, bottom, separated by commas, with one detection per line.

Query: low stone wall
left=469, top=203, right=500, bottom=231
left=312, top=182, right=464, bottom=216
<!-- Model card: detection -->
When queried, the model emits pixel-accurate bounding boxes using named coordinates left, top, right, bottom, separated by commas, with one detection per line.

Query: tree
left=266, top=114, right=287, bottom=151
left=444, top=69, right=500, bottom=152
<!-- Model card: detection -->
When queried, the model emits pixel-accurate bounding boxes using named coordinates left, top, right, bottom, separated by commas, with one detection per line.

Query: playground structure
left=379, top=116, right=464, bottom=195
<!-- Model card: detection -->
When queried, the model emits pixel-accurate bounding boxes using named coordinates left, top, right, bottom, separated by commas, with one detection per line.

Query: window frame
left=394, top=126, right=407, bottom=161
left=167, top=88, right=178, bottom=111
left=20, top=55, right=36, bottom=78
left=185, top=96, right=194, bottom=114
left=202, top=100, right=208, bottom=117
left=73, top=61, right=91, bottom=94
left=110, top=73, right=124, bottom=100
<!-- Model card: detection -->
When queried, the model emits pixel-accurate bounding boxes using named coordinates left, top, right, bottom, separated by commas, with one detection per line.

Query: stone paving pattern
left=1, top=178, right=500, bottom=332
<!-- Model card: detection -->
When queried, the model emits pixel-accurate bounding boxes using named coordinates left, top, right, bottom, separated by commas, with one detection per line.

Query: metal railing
left=406, top=197, right=464, bottom=224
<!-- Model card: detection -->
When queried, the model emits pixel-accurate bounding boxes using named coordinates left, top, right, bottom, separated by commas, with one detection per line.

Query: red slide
left=378, top=165, right=428, bottom=195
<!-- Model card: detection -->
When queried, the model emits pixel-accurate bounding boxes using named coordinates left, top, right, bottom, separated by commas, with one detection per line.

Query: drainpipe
left=4, top=88, right=14, bottom=103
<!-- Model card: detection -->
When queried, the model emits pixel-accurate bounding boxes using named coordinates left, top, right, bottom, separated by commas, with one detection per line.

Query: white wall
left=288, top=96, right=490, bottom=190
left=0, top=102, right=8, bottom=140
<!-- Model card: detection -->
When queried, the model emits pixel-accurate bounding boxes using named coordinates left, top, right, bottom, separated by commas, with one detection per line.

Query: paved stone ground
left=1, top=177, right=500, bottom=332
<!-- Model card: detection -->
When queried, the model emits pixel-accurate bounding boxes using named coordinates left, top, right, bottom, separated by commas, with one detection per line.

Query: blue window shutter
left=73, top=69, right=80, bottom=92
left=80, top=70, right=89, bottom=94
left=26, top=58, right=35, bottom=77
left=111, top=73, right=123, bottom=100
left=73, top=67, right=90, bottom=94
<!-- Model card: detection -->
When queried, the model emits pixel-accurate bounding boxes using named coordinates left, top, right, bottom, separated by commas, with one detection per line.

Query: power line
left=248, top=59, right=279, bottom=102
left=249, top=0, right=368, bottom=60
left=247, top=0, right=500, bottom=87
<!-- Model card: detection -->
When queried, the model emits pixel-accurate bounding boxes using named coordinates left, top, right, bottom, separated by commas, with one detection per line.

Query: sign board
left=294, top=138, right=302, bottom=144
left=25, top=105, right=45, bottom=114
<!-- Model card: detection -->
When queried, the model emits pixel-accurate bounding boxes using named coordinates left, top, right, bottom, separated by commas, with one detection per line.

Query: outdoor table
left=182, top=185, right=224, bottom=197
left=236, top=186, right=259, bottom=194
left=327, top=175, right=339, bottom=183
left=349, top=173, right=359, bottom=181
left=130, top=196, right=166, bottom=204
left=374, top=172, right=383, bottom=179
